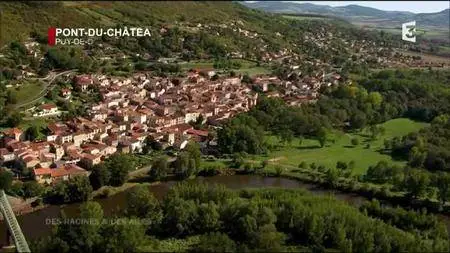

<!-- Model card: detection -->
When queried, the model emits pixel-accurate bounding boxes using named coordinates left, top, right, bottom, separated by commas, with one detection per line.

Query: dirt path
left=2, top=195, right=43, bottom=217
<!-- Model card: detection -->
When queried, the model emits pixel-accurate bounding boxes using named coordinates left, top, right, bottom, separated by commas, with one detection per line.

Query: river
left=0, top=175, right=437, bottom=244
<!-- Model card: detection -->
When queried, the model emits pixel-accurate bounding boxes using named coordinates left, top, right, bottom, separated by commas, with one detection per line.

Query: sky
left=280, top=1, right=450, bottom=13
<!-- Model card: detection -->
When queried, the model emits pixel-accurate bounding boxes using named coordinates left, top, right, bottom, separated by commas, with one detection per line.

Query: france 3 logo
left=402, top=21, right=416, bottom=43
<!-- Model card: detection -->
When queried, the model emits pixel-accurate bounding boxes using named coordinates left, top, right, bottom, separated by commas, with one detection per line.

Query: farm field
left=249, top=118, right=429, bottom=175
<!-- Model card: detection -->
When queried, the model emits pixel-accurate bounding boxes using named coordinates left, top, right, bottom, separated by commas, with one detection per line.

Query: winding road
left=13, top=69, right=77, bottom=110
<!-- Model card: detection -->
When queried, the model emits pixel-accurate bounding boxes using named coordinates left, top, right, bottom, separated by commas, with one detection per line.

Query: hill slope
left=0, top=1, right=279, bottom=46
left=241, top=1, right=450, bottom=29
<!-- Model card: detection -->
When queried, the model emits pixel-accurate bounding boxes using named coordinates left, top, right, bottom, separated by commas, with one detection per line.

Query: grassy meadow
left=248, top=118, right=428, bottom=175
left=7, top=80, right=45, bottom=106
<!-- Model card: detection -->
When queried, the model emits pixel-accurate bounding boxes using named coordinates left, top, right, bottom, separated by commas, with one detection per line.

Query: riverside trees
left=32, top=183, right=450, bottom=252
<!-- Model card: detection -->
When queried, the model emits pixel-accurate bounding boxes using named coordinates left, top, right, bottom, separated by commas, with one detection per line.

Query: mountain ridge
left=241, top=1, right=450, bottom=28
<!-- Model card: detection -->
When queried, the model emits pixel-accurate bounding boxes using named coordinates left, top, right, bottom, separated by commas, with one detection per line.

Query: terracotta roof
left=40, top=104, right=57, bottom=110
left=34, top=165, right=87, bottom=178
left=50, top=168, right=69, bottom=178
left=187, top=129, right=209, bottom=137
left=33, top=167, right=52, bottom=176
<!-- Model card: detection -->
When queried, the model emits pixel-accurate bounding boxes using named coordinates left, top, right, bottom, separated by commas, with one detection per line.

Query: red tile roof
left=186, top=129, right=209, bottom=137
left=34, top=165, right=87, bottom=178
left=40, top=104, right=57, bottom=110
left=33, top=167, right=53, bottom=176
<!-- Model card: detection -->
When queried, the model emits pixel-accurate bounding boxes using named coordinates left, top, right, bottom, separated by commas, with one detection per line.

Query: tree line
left=32, top=183, right=449, bottom=252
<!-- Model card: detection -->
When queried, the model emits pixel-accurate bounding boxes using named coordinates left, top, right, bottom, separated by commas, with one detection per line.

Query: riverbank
left=258, top=167, right=450, bottom=216
left=2, top=174, right=450, bottom=244
left=91, top=181, right=162, bottom=199
left=4, top=196, right=47, bottom=217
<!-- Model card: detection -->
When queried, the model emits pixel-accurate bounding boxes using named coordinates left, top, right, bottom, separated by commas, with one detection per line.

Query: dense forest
left=31, top=183, right=450, bottom=252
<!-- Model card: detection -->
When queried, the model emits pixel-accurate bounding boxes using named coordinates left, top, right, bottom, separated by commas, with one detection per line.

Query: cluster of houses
left=251, top=71, right=342, bottom=105
left=0, top=69, right=262, bottom=185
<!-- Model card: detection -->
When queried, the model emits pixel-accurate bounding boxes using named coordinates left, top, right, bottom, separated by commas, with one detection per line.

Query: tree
left=336, top=161, right=348, bottom=176
left=184, top=142, right=202, bottom=171
left=9, top=181, right=24, bottom=197
left=369, top=125, right=380, bottom=140
left=47, top=176, right=92, bottom=204
left=279, top=129, right=294, bottom=146
left=0, top=170, right=13, bottom=191
left=105, top=154, right=135, bottom=186
left=261, top=160, right=269, bottom=169
left=236, top=215, right=258, bottom=242
left=145, top=136, right=163, bottom=151
left=89, top=164, right=111, bottom=190
left=126, top=185, right=163, bottom=229
left=66, top=176, right=93, bottom=203
left=436, top=172, right=450, bottom=206
left=244, top=163, right=254, bottom=174
left=174, top=152, right=191, bottom=179
left=162, top=198, right=199, bottom=236
left=196, top=202, right=221, bottom=233
left=350, top=112, right=367, bottom=129
left=351, top=138, right=359, bottom=146
left=299, top=162, right=308, bottom=169
left=7, top=112, right=22, bottom=127
left=298, top=136, right=304, bottom=147
left=22, top=181, right=44, bottom=199
left=53, top=201, right=104, bottom=252
left=25, top=124, right=43, bottom=141
left=196, top=232, right=236, bottom=253
left=252, top=224, right=285, bottom=251
left=149, top=156, right=168, bottom=181
left=368, top=91, right=383, bottom=108
left=231, top=153, right=245, bottom=168
left=348, top=161, right=356, bottom=170
left=403, top=169, right=430, bottom=199
left=78, top=201, right=104, bottom=251
left=384, top=139, right=391, bottom=150
left=326, top=168, right=339, bottom=188
left=408, top=147, right=426, bottom=168
left=242, top=74, right=252, bottom=84
left=317, top=127, right=328, bottom=148
left=99, top=218, right=146, bottom=253
left=275, top=166, right=283, bottom=176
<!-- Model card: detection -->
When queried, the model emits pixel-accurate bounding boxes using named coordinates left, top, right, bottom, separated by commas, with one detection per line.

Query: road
left=14, top=69, right=77, bottom=110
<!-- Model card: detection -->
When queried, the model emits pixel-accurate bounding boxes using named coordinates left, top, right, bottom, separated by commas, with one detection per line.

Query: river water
left=0, top=175, right=432, bottom=244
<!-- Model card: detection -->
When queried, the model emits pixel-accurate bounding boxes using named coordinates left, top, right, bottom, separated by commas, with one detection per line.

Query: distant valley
left=241, top=1, right=450, bottom=42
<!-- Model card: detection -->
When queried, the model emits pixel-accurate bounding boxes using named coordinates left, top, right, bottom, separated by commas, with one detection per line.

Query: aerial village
left=0, top=66, right=343, bottom=185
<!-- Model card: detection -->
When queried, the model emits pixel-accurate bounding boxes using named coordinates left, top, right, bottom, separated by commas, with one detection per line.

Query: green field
left=249, top=118, right=429, bottom=175
left=7, top=80, right=45, bottom=106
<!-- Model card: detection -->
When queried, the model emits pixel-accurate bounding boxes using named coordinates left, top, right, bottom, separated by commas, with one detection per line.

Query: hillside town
left=0, top=68, right=341, bottom=185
